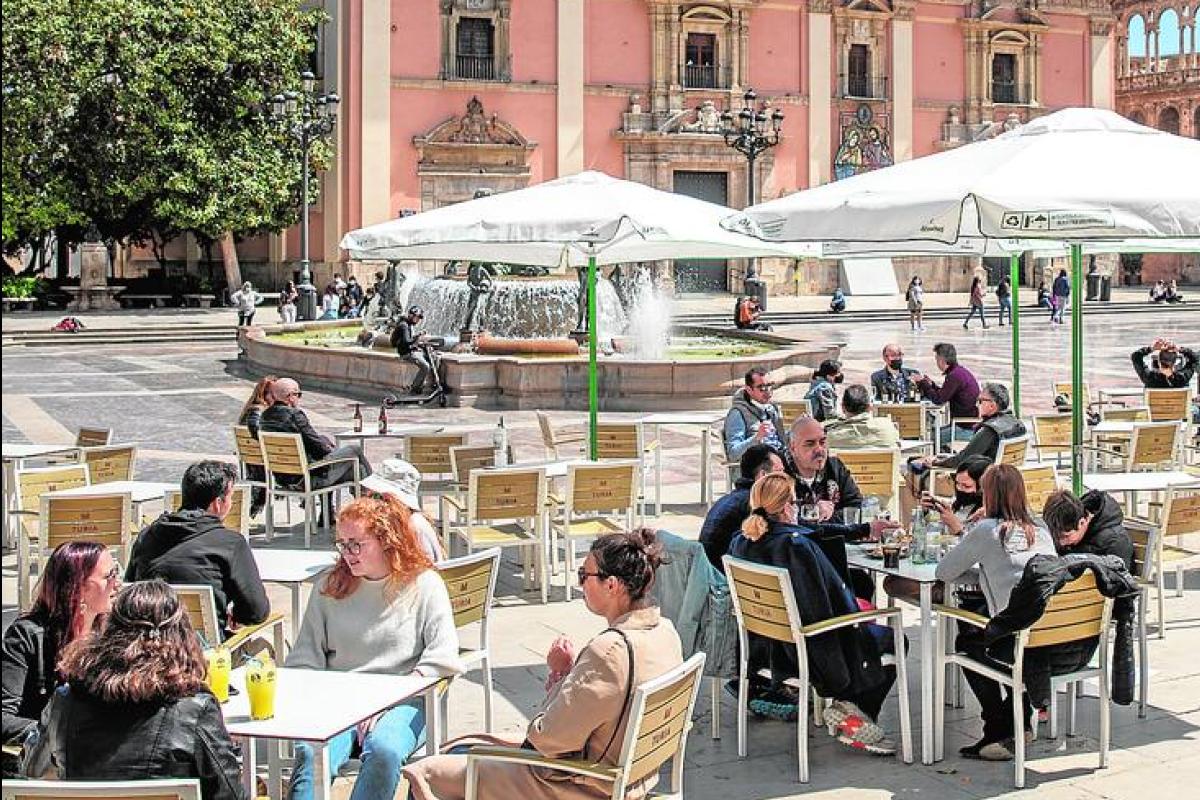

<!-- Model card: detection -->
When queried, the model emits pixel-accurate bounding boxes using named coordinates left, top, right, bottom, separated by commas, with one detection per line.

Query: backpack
left=51, top=316, right=85, bottom=333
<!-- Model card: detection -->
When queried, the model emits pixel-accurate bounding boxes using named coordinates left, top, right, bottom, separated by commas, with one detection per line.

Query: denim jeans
left=997, top=297, right=1011, bottom=325
left=288, top=701, right=425, bottom=800
left=963, top=304, right=986, bottom=327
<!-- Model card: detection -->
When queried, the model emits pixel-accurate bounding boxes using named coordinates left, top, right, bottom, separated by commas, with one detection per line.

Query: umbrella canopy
left=341, top=170, right=816, bottom=265
left=724, top=108, right=1200, bottom=246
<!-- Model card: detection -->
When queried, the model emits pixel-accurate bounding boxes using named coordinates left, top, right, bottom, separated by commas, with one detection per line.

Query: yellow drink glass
left=245, top=656, right=278, bottom=721
left=205, top=647, right=232, bottom=704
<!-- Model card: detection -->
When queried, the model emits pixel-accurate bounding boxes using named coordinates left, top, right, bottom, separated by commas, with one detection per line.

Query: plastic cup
left=245, top=656, right=278, bottom=721
left=844, top=507, right=862, bottom=526
left=206, top=648, right=232, bottom=704
left=882, top=544, right=902, bottom=569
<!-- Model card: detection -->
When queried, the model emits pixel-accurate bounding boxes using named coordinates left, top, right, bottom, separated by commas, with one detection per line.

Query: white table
left=2, top=443, right=81, bottom=549
left=252, top=548, right=338, bottom=638
left=1097, top=386, right=1146, bottom=405
left=641, top=410, right=726, bottom=513
left=486, top=457, right=591, bottom=480
left=847, top=545, right=942, bottom=765
left=222, top=666, right=441, bottom=800
left=334, top=425, right=444, bottom=446
left=1081, top=471, right=1200, bottom=494
left=900, top=438, right=935, bottom=457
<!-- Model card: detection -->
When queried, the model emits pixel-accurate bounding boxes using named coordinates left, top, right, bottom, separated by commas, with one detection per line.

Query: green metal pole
left=1070, top=244, right=1084, bottom=495
left=587, top=253, right=599, bottom=460
left=1009, top=253, right=1022, bottom=418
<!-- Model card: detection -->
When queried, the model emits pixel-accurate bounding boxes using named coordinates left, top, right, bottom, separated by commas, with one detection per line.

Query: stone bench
left=182, top=293, right=217, bottom=308
left=1, top=297, right=36, bottom=311
left=118, top=293, right=175, bottom=309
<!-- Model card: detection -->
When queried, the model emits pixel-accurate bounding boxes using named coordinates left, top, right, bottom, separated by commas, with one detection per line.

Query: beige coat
left=824, top=412, right=901, bottom=450
left=404, top=607, right=683, bottom=800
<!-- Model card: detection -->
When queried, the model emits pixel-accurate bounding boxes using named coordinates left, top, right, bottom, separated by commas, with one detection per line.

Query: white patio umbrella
left=724, top=108, right=1200, bottom=491
left=341, top=170, right=814, bottom=455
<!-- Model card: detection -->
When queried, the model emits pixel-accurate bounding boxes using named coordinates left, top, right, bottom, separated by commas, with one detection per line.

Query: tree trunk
left=219, top=232, right=242, bottom=291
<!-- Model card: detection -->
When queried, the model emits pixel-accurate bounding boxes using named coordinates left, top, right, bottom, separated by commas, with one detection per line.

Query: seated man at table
left=699, top=444, right=786, bottom=570
left=910, top=383, right=1025, bottom=474
left=723, top=367, right=789, bottom=463
left=259, top=377, right=372, bottom=492
left=870, top=343, right=921, bottom=403
left=825, top=384, right=901, bottom=450
left=1041, top=489, right=1133, bottom=570
left=789, top=415, right=862, bottom=523
left=915, top=342, right=980, bottom=451
left=126, top=460, right=269, bottom=639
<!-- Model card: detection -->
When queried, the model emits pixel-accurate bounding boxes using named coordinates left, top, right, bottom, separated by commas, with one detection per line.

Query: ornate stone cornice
left=809, top=0, right=834, bottom=14
left=894, top=0, right=918, bottom=21
left=1090, top=15, right=1117, bottom=36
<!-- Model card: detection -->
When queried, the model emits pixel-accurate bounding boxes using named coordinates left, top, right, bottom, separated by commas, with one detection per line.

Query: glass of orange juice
left=245, top=655, right=278, bottom=721
left=205, top=647, right=232, bottom=703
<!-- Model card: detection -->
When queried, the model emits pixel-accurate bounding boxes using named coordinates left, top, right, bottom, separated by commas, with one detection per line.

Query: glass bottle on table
left=909, top=508, right=928, bottom=564
left=353, top=403, right=363, bottom=433
left=378, top=403, right=388, bottom=435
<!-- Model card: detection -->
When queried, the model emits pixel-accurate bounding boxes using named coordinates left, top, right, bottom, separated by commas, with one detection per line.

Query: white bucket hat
left=360, top=458, right=422, bottom=510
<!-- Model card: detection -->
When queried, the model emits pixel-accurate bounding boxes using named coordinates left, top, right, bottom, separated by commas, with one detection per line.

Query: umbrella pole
left=1070, top=243, right=1084, bottom=495
left=1009, top=253, right=1022, bottom=417
left=587, top=252, right=599, bottom=460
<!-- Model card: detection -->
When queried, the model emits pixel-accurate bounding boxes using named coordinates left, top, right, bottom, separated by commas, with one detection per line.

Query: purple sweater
left=920, top=363, right=980, bottom=424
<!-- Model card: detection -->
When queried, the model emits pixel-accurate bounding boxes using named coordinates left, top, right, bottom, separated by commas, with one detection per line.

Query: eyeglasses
left=334, top=539, right=367, bottom=556
left=104, top=564, right=122, bottom=582
left=752, top=383, right=774, bottom=392
left=576, top=567, right=608, bottom=586
left=977, top=396, right=996, bottom=405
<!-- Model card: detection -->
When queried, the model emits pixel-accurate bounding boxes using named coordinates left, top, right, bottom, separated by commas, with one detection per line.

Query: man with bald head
left=259, top=378, right=372, bottom=492
left=869, top=343, right=920, bottom=403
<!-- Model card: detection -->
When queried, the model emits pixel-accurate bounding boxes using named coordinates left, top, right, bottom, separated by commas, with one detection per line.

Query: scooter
left=384, top=340, right=450, bottom=408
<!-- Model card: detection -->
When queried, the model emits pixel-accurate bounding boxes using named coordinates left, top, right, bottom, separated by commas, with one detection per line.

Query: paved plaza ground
left=3, top=302, right=1198, bottom=799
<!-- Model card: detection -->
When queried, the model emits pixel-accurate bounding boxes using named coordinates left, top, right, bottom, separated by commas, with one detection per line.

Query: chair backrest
left=468, top=467, right=547, bottom=523
left=1162, top=488, right=1200, bottom=542
left=831, top=448, right=899, bottom=503
left=566, top=461, right=639, bottom=515
left=1101, top=405, right=1150, bottom=423
left=437, top=548, right=501, bottom=629
left=1, top=778, right=201, bottom=800
left=406, top=434, right=467, bottom=478
left=449, top=445, right=498, bottom=485
left=595, top=423, right=643, bottom=460
left=75, top=427, right=113, bottom=448
left=233, top=425, right=265, bottom=468
left=1145, top=388, right=1191, bottom=422
left=1126, top=524, right=1158, bottom=584
left=1052, top=381, right=1091, bottom=407
left=722, top=556, right=803, bottom=646
left=875, top=403, right=926, bottom=439
left=1025, top=572, right=1112, bottom=649
left=258, top=432, right=310, bottom=479
left=163, top=485, right=251, bottom=538
left=1031, top=414, right=1072, bottom=456
left=1016, top=463, right=1059, bottom=514
left=996, top=435, right=1030, bottom=466
left=615, top=652, right=707, bottom=792
left=39, top=493, right=131, bottom=557
left=777, top=399, right=812, bottom=430
left=82, top=445, right=137, bottom=483
left=171, top=584, right=222, bottom=646
left=15, top=464, right=91, bottom=517
left=1128, top=422, right=1180, bottom=469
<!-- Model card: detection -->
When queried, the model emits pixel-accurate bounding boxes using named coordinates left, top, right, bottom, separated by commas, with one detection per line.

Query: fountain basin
left=241, top=322, right=842, bottom=411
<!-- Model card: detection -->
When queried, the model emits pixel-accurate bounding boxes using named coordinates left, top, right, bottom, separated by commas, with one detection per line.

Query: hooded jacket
left=722, top=389, right=787, bottom=461
left=126, top=510, right=269, bottom=635
left=698, top=475, right=754, bottom=569
left=1063, top=491, right=1134, bottom=571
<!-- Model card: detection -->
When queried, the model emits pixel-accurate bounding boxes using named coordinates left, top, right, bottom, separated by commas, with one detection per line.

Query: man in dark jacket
left=126, top=461, right=269, bottom=639
left=699, top=444, right=785, bottom=569
left=912, top=382, right=1026, bottom=473
left=258, top=377, right=371, bottom=489
left=788, top=415, right=863, bottom=522
left=915, top=342, right=981, bottom=451
left=391, top=305, right=433, bottom=394
left=1041, top=489, right=1134, bottom=570
left=869, top=343, right=921, bottom=403
left=1131, top=338, right=1197, bottom=390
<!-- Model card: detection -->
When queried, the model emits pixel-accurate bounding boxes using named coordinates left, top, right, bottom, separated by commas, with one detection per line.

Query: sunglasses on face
left=576, top=567, right=609, bottom=586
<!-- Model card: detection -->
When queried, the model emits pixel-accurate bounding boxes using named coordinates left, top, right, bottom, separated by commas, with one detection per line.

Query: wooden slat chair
left=462, top=652, right=707, bottom=800
left=1118, top=521, right=1159, bottom=717
left=37, top=494, right=132, bottom=596
left=595, top=423, right=660, bottom=520
left=436, top=548, right=502, bottom=737
left=163, top=486, right=251, bottom=538
left=438, top=445, right=500, bottom=554
left=172, top=583, right=285, bottom=656
left=233, top=425, right=274, bottom=539
left=778, top=399, right=812, bottom=430
left=535, top=410, right=587, bottom=460
left=1052, top=380, right=1093, bottom=411
left=404, top=434, right=467, bottom=512
left=1030, top=414, right=1072, bottom=467
left=1128, top=489, right=1200, bottom=641
left=945, top=416, right=982, bottom=454
left=995, top=434, right=1030, bottom=466
left=1145, top=387, right=1191, bottom=423
left=75, top=427, right=113, bottom=448
left=832, top=447, right=900, bottom=519
left=81, top=444, right=137, bottom=484
left=934, top=573, right=1113, bottom=789
left=1101, top=405, right=1150, bottom=423
left=875, top=403, right=927, bottom=441
left=1016, top=463, right=1059, bottom=515
left=2, top=778, right=201, bottom=800
left=14, top=464, right=90, bottom=609
left=1088, top=421, right=1180, bottom=475
left=723, top=556, right=912, bottom=782
left=550, top=461, right=640, bottom=601
left=445, top=466, right=550, bottom=603
left=258, top=432, right=363, bottom=548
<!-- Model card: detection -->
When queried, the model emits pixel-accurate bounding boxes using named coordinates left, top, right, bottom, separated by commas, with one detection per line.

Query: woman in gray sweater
left=286, top=494, right=462, bottom=800
left=935, top=464, right=1055, bottom=762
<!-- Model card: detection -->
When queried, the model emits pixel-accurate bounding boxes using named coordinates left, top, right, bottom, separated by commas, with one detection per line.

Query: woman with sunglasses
left=730, top=472, right=901, bottom=756
left=2, top=541, right=120, bottom=774
left=285, top=494, right=461, bottom=800
left=402, top=529, right=683, bottom=800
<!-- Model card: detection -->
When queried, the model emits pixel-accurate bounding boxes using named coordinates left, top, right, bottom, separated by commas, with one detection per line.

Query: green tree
left=2, top=0, right=327, bottom=287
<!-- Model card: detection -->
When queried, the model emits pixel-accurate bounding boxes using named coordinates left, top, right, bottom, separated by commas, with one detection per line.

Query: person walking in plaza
left=230, top=281, right=262, bottom=327
left=401, top=529, right=683, bottom=800
left=1131, top=337, right=1197, bottom=389
left=963, top=276, right=988, bottom=330
left=870, top=343, right=920, bottom=403
left=723, top=367, right=789, bottom=463
left=287, top=495, right=462, bottom=800
left=1050, top=269, right=1070, bottom=324
left=905, top=276, right=926, bottom=332
left=278, top=280, right=299, bottom=324
left=916, top=342, right=981, bottom=451
left=996, top=277, right=1012, bottom=326
left=805, top=359, right=843, bottom=423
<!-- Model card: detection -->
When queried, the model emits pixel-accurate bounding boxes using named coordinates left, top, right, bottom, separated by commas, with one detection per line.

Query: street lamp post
left=721, top=89, right=783, bottom=298
left=271, top=71, right=339, bottom=321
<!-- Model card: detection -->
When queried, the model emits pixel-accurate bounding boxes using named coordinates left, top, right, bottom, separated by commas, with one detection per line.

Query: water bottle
left=909, top=508, right=928, bottom=565
left=861, top=496, right=880, bottom=524
left=493, top=416, right=508, bottom=466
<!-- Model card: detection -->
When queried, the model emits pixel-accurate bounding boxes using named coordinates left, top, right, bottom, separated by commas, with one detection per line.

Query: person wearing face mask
left=920, top=456, right=990, bottom=536
left=805, top=359, right=843, bottom=423
left=723, top=367, right=789, bottom=462
left=870, top=344, right=921, bottom=403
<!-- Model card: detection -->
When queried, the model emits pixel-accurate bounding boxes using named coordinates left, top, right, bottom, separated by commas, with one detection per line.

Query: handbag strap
left=595, top=627, right=635, bottom=764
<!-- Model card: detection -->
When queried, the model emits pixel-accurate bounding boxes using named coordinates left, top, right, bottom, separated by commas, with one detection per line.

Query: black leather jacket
left=23, top=685, right=246, bottom=800
left=259, top=401, right=334, bottom=462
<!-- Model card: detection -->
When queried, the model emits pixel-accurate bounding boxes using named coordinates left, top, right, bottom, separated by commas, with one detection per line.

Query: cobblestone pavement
left=3, top=308, right=1198, bottom=799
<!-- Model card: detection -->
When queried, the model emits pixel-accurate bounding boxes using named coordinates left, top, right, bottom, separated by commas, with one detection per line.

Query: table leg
left=267, top=739, right=283, bottom=800
left=291, top=584, right=302, bottom=642
left=654, top=426, right=663, bottom=518
left=921, top=583, right=935, bottom=765
left=312, top=742, right=331, bottom=800
left=3, top=459, right=16, bottom=551
left=237, top=735, right=257, bottom=799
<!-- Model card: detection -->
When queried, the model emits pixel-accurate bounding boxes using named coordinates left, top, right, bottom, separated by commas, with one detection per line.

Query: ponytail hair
left=740, top=472, right=795, bottom=542
left=589, top=528, right=667, bottom=602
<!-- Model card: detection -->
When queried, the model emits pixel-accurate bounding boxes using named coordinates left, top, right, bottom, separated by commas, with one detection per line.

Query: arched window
left=1158, top=106, right=1181, bottom=135
left=1159, top=9, right=1182, bottom=57
left=1127, top=14, right=1146, bottom=57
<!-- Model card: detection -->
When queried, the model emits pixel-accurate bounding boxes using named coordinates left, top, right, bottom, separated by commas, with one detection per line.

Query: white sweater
left=287, top=569, right=462, bottom=678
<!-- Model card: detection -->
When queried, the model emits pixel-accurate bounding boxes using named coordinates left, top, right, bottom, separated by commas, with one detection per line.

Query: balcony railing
left=991, top=80, right=1031, bottom=105
left=454, top=54, right=495, bottom=81
left=681, top=63, right=730, bottom=89
left=839, top=74, right=888, bottom=100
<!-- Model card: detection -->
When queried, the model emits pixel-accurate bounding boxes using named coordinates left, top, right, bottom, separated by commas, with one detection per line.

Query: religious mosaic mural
left=833, top=104, right=893, bottom=180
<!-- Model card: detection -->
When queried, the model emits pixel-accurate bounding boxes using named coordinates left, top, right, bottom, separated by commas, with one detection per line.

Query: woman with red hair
left=286, top=494, right=462, bottom=800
